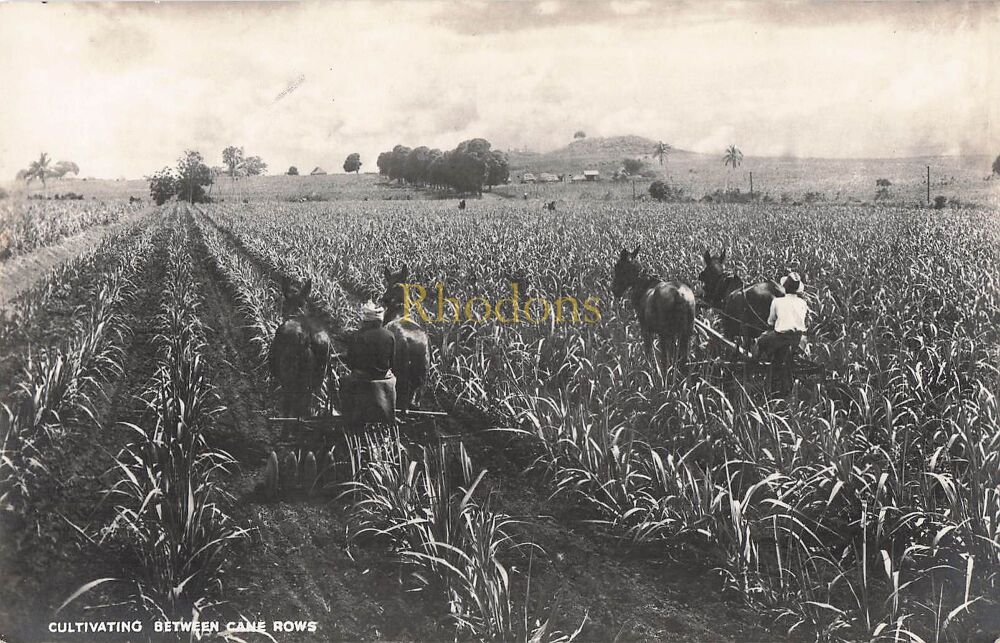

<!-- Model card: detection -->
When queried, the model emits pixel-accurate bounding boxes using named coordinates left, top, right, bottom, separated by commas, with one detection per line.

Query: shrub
left=649, top=180, right=685, bottom=202
left=290, top=192, right=327, bottom=203
left=701, top=188, right=758, bottom=204
left=148, top=168, right=177, bottom=205
left=623, top=158, right=645, bottom=176
left=933, top=195, right=947, bottom=209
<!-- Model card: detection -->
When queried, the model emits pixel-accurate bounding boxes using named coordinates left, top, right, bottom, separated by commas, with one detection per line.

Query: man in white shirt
left=753, top=272, right=809, bottom=361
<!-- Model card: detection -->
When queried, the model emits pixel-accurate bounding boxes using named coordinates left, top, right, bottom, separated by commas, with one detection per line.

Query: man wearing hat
left=753, top=272, right=809, bottom=365
left=345, top=301, right=395, bottom=379
left=339, top=301, right=397, bottom=424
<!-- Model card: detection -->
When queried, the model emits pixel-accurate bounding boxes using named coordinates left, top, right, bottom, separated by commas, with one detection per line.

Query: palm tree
left=723, top=145, right=743, bottom=191
left=652, top=141, right=673, bottom=168
left=24, top=153, right=53, bottom=189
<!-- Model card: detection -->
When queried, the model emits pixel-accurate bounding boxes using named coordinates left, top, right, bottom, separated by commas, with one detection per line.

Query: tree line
left=376, top=138, right=509, bottom=195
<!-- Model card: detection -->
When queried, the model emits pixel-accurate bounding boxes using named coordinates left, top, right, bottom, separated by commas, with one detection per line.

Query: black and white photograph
left=1, top=1, right=998, bottom=641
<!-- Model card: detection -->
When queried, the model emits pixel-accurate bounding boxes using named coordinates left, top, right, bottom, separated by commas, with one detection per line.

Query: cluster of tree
left=222, top=146, right=267, bottom=179
left=343, top=153, right=362, bottom=173
left=147, top=150, right=214, bottom=205
left=614, top=158, right=660, bottom=181
left=376, top=139, right=509, bottom=195
left=993, top=154, right=1000, bottom=176
left=15, top=153, right=80, bottom=186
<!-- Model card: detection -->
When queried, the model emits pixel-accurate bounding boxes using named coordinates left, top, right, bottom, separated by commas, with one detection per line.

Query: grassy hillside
left=508, top=135, right=696, bottom=177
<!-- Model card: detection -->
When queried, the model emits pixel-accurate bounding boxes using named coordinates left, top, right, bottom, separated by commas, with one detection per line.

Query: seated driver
left=345, top=301, right=395, bottom=379
left=339, top=301, right=397, bottom=423
left=754, top=272, right=809, bottom=361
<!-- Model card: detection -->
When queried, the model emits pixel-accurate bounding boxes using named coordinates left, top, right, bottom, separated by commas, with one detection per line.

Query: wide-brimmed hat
left=360, top=300, right=385, bottom=322
left=781, top=272, right=804, bottom=294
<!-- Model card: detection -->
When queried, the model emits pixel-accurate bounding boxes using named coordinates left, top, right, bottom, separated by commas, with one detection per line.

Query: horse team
left=270, top=247, right=791, bottom=420
left=269, top=267, right=430, bottom=420
left=612, top=246, right=791, bottom=376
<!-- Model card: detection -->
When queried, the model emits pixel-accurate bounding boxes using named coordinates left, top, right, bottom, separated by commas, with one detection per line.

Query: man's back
left=346, top=326, right=396, bottom=379
left=768, top=295, right=808, bottom=333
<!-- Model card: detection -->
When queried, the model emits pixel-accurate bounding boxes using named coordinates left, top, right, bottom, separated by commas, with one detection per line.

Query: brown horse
left=612, top=246, right=696, bottom=376
left=268, top=277, right=332, bottom=418
left=381, top=264, right=430, bottom=411
left=697, top=249, right=784, bottom=346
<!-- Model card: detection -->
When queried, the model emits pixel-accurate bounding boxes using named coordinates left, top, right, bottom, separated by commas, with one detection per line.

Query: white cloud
left=537, top=2, right=561, bottom=17
left=610, top=1, right=651, bottom=16
left=0, top=2, right=996, bottom=179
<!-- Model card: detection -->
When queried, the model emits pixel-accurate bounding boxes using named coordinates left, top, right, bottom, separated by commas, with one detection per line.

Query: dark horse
left=269, top=277, right=332, bottom=418
left=697, top=249, right=784, bottom=347
left=612, top=246, right=696, bottom=376
left=381, top=264, right=430, bottom=411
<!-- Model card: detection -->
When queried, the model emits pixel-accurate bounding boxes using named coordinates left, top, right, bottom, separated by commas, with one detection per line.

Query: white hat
left=360, top=300, right=384, bottom=322
left=781, top=272, right=804, bottom=294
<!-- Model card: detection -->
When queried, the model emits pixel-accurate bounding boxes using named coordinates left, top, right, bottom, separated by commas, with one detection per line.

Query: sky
left=1, top=1, right=997, bottom=179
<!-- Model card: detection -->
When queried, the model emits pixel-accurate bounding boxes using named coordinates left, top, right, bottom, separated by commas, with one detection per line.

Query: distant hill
left=507, top=135, right=700, bottom=177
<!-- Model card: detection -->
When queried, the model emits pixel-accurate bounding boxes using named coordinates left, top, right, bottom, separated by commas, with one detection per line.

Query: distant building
left=538, top=173, right=560, bottom=183
left=310, top=167, right=327, bottom=175
left=522, top=173, right=537, bottom=183
left=570, top=174, right=586, bottom=182
left=583, top=170, right=600, bottom=181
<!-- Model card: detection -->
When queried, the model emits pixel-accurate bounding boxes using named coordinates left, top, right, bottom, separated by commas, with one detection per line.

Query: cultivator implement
left=693, top=317, right=827, bottom=393
left=258, top=407, right=452, bottom=499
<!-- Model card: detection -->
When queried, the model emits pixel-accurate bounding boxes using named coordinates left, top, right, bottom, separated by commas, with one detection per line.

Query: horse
left=381, top=264, right=430, bottom=411
left=611, top=246, right=696, bottom=376
left=697, top=249, right=784, bottom=347
left=268, top=277, right=332, bottom=418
